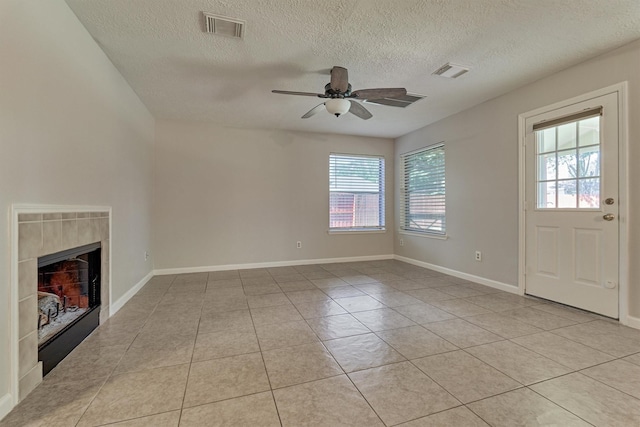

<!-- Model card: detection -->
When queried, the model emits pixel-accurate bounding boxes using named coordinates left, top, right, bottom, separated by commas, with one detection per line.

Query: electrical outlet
left=144, top=251, right=150, bottom=261
left=399, top=238, right=404, bottom=246
left=296, top=241, right=302, bottom=249
left=475, top=251, right=482, bottom=262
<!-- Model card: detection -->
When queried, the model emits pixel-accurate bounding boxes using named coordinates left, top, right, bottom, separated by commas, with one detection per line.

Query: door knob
left=603, top=213, right=615, bottom=221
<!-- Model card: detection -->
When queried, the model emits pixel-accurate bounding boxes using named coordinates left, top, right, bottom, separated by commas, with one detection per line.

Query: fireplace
left=37, top=242, right=101, bottom=375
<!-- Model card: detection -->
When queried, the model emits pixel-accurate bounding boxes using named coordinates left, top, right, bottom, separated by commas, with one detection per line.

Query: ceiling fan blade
left=348, top=100, right=373, bottom=120
left=301, top=103, right=326, bottom=119
left=351, top=88, right=407, bottom=100
left=330, top=66, right=349, bottom=93
left=272, top=90, right=324, bottom=97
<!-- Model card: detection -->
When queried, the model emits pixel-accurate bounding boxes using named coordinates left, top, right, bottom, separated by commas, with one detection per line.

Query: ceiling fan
left=272, top=66, right=407, bottom=120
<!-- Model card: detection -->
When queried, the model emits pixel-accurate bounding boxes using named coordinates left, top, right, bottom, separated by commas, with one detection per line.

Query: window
left=400, top=144, right=445, bottom=235
left=534, top=107, right=601, bottom=209
left=329, top=153, right=385, bottom=231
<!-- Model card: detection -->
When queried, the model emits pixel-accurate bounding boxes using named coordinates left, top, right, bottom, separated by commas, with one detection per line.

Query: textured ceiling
left=64, top=0, right=640, bottom=138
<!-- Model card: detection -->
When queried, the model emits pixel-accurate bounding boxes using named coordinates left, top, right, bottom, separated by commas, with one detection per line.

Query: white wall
left=153, top=121, right=394, bottom=270
left=395, top=40, right=640, bottom=316
left=0, top=0, right=155, bottom=412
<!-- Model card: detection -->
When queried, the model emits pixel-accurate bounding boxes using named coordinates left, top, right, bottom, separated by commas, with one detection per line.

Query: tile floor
left=4, top=260, right=640, bottom=426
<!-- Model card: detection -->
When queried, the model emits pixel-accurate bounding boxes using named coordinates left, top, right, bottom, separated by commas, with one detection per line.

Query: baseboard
left=109, top=270, right=154, bottom=316
left=393, top=255, right=519, bottom=295
left=0, top=393, right=13, bottom=422
left=153, top=254, right=395, bottom=276
left=623, top=315, right=640, bottom=330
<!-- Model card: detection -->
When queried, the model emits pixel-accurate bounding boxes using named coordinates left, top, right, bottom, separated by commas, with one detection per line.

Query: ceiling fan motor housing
left=324, top=83, right=352, bottom=97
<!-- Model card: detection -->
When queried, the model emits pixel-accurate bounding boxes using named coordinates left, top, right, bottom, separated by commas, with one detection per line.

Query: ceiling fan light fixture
left=325, top=98, right=350, bottom=117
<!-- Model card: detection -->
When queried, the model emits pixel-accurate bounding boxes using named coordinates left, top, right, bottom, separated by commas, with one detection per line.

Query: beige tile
left=306, top=314, right=370, bottom=340
left=18, top=213, right=42, bottom=222
left=333, top=295, right=386, bottom=312
left=413, top=350, right=520, bottom=403
left=18, top=332, right=38, bottom=378
left=466, top=340, right=571, bottom=385
left=354, top=282, right=397, bottom=295
left=18, top=221, right=42, bottom=261
left=529, top=303, right=599, bottom=323
left=406, top=288, right=456, bottom=303
left=370, top=291, right=423, bottom=307
left=193, top=329, right=259, bottom=361
left=531, top=372, right=640, bottom=426
left=464, top=313, right=543, bottom=338
left=18, top=295, right=37, bottom=339
left=387, top=279, right=430, bottom=291
left=183, top=353, right=270, bottom=407
left=198, top=309, right=254, bottom=333
left=207, top=270, right=240, bottom=280
left=624, top=353, right=640, bottom=366
left=285, top=289, right=330, bottom=304
left=17, top=363, right=42, bottom=402
left=250, top=304, right=303, bottom=325
left=180, top=392, right=280, bottom=427
left=376, top=325, right=457, bottom=359
left=272, top=273, right=306, bottom=283
left=262, top=342, right=343, bottom=388
left=399, top=406, right=489, bottom=426
left=47, top=344, right=126, bottom=383
left=325, top=333, right=405, bottom=372
left=501, top=307, right=577, bottom=330
left=174, top=272, right=208, bottom=283
left=206, top=278, right=243, bottom=289
left=165, top=282, right=206, bottom=294
left=582, top=359, right=640, bottom=399
left=294, top=300, right=347, bottom=319
left=393, top=303, right=457, bottom=324
left=423, top=319, right=503, bottom=348
left=255, top=320, right=319, bottom=350
left=349, top=362, right=459, bottom=425
left=429, top=299, right=492, bottom=317
left=273, top=375, right=384, bottom=427
left=438, top=285, right=494, bottom=298
left=352, top=308, right=416, bottom=331
left=553, top=320, right=640, bottom=357
left=467, top=387, right=590, bottom=427
left=276, top=280, right=316, bottom=292
left=464, top=294, right=530, bottom=312
left=41, top=219, right=62, bottom=255
left=18, top=259, right=37, bottom=300
left=239, top=268, right=271, bottom=278
left=102, top=411, right=180, bottom=426
left=60, top=219, right=78, bottom=250
left=6, top=377, right=101, bottom=426
left=311, top=277, right=349, bottom=288
left=511, top=331, right=614, bottom=370
left=78, top=364, right=189, bottom=426
left=322, top=285, right=366, bottom=298
left=242, top=283, right=282, bottom=295
left=247, top=292, right=291, bottom=308
left=114, top=335, right=195, bottom=374
left=341, top=274, right=377, bottom=285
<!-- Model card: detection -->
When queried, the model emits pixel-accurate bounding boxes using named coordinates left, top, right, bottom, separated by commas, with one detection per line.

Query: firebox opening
left=37, top=242, right=101, bottom=375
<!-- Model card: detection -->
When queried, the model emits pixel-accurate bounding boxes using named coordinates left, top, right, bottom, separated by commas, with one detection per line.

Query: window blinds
left=401, top=144, right=446, bottom=234
left=329, top=154, right=385, bottom=230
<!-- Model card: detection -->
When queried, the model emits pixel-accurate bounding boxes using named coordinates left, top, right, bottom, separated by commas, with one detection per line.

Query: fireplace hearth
left=37, top=242, right=101, bottom=375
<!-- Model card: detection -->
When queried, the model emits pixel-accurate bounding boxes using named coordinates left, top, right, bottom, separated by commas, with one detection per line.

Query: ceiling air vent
left=432, top=63, right=469, bottom=79
left=203, top=13, right=245, bottom=39
left=364, top=93, right=426, bottom=108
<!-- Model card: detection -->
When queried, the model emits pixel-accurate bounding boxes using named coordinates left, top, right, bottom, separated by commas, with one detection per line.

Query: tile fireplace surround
left=11, top=207, right=111, bottom=403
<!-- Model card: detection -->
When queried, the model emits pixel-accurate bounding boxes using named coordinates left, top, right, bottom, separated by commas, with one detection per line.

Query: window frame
left=400, top=143, right=446, bottom=237
left=328, top=153, right=386, bottom=233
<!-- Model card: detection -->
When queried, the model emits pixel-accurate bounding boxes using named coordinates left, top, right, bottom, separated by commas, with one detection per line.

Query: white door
left=525, top=92, right=619, bottom=318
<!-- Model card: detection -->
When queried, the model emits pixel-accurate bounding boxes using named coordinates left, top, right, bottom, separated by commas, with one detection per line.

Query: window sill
left=328, top=229, right=386, bottom=235
left=398, top=230, right=448, bottom=240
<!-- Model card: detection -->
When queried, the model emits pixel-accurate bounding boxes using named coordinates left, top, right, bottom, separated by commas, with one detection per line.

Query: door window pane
left=535, top=115, right=601, bottom=210
left=579, top=178, right=600, bottom=208
left=557, top=122, right=577, bottom=150
left=557, top=180, right=577, bottom=208
left=537, top=182, right=556, bottom=208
